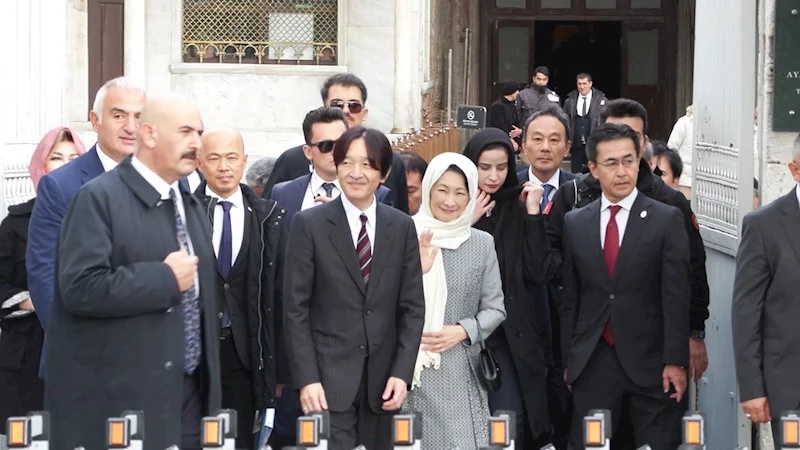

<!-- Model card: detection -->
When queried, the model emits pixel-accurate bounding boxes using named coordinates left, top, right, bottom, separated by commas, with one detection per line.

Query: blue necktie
left=541, top=184, right=555, bottom=212
left=169, top=188, right=201, bottom=374
left=217, top=201, right=233, bottom=328
left=322, top=182, right=335, bottom=198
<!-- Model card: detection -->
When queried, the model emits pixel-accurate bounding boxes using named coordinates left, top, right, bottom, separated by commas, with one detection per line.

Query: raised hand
left=472, top=190, right=495, bottom=225
left=418, top=230, right=439, bottom=274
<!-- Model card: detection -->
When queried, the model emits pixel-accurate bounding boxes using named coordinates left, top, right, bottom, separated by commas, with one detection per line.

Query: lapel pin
left=640, top=210, right=647, bottom=219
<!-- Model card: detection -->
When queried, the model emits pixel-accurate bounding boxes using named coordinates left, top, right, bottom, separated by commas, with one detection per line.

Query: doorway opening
left=533, top=21, right=622, bottom=101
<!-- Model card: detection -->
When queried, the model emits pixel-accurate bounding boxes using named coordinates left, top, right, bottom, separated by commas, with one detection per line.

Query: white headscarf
left=411, top=152, right=479, bottom=389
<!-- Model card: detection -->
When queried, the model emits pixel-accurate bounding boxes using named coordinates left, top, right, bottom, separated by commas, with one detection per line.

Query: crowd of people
left=0, top=69, right=795, bottom=450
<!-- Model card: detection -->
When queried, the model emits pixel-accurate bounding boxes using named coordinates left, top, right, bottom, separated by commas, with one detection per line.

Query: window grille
left=182, top=0, right=338, bottom=65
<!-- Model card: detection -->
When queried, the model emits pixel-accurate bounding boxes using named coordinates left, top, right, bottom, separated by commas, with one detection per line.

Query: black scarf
left=463, top=128, right=527, bottom=304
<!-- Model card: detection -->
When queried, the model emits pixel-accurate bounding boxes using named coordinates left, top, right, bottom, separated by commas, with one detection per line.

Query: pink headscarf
left=29, top=127, right=87, bottom=191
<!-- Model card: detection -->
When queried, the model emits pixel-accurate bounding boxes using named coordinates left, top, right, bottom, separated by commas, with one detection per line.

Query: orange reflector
left=685, top=420, right=701, bottom=445
left=204, top=420, right=221, bottom=446
left=299, top=419, right=317, bottom=445
left=394, top=418, right=411, bottom=444
left=8, top=420, right=26, bottom=446
left=785, top=420, right=800, bottom=446
left=490, top=420, right=508, bottom=445
left=109, top=421, right=126, bottom=446
left=586, top=420, right=602, bottom=445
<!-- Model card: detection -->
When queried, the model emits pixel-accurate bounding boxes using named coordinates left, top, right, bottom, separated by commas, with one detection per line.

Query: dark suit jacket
left=263, top=145, right=410, bottom=214
left=271, top=173, right=394, bottom=232
left=45, top=158, right=222, bottom=450
left=733, top=188, right=800, bottom=415
left=283, top=197, right=425, bottom=413
left=563, top=88, right=607, bottom=144
left=561, top=192, right=690, bottom=387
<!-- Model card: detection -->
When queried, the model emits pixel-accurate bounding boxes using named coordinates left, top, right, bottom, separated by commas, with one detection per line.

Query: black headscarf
left=463, top=128, right=527, bottom=305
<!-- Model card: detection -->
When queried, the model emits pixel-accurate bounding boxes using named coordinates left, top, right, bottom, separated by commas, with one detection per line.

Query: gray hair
left=92, top=77, right=146, bottom=122
left=246, top=156, right=278, bottom=188
left=643, top=141, right=654, bottom=162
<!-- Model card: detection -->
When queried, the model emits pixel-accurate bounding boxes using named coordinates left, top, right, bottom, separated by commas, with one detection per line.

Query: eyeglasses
left=310, top=139, right=336, bottom=153
left=330, top=100, right=363, bottom=114
left=596, top=158, right=638, bottom=170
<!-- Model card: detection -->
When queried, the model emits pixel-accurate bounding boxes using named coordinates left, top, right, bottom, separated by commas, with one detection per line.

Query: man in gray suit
left=284, top=126, right=425, bottom=450
left=733, top=133, right=800, bottom=441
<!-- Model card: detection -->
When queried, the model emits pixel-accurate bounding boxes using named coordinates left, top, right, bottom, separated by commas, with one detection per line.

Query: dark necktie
left=217, top=201, right=233, bottom=328
left=169, top=188, right=201, bottom=374
left=602, top=205, right=621, bottom=346
left=582, top=96, right=588, bottom=117
left=356, top=214, right=372, bottom=285
left=541, top=184, right=555, bottom=212
left=322, top=182, right=335, bottom=198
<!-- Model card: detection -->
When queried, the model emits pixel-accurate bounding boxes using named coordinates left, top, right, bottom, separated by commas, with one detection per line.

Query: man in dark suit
left=26, top=77, right=147, bottom=376
left=516, top=105, right=576, bottom=449
left=262, top=73, right=409, bottom=214
left=561, top=123, right=690, bottom=450
left=284, top=126, right=425, bottom=450
left=272, top=107, right=394, bottom=231
left=45, top=94, right=222, bottom=450
left=195, top=128, right=287, bottom=449
left=562, top=73, right=607, bottom=174
left=733, top=134, right=800, bottom=441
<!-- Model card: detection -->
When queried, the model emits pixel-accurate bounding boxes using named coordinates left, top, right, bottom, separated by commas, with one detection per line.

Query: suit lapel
left=290, top=175, right=312, bottom=216
left=365, top=205, right=395, bottom=301
left=613, top=194, right=649, bottom=285
left=328, top=199, right=367, bottom=295
left=778, top=188, right=800, bottom=265
left=586, top=201, right=607, bottom=280
left=81, top=146, right=105, bottom=185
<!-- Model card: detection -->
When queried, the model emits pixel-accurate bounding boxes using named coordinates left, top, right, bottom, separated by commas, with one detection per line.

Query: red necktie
left=356, top=214, right=372, bottom=285
left=602, top=205, right=621, bottom=345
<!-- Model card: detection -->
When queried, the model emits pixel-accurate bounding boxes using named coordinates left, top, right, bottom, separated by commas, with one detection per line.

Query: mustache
left=181, top=151, right=197, bottom=159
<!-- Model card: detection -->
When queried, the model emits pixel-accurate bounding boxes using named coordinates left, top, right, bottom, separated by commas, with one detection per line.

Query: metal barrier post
left=202, top=409, right=237, bottom=450
left=479, top=410, right=516, bottom=450
left=681, top=411, right=706, bottom=449
left=106, top=410, right=144, bottom=450
left=780, top=411, right=800, bottom=449
left=636, top=446, right=653, bottom=450
left=296, top=411, right=330, bottom=450
left=583, top=409, right=611, bottom=449
left=539, top=444, right=557, bottom=450
left=392, top=412, right=422, bottom=450
left=5, top=411, right=49, bottom=450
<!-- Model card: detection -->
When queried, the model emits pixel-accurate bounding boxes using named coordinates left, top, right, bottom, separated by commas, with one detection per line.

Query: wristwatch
left=691, top=330, right=706, bottom=341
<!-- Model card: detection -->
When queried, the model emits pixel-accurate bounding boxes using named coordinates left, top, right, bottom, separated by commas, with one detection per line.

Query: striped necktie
left=356, top=214, right=372, bottom=285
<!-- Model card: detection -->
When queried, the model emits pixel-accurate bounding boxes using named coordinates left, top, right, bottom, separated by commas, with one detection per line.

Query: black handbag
left=475, top=315, right=501, bottom=392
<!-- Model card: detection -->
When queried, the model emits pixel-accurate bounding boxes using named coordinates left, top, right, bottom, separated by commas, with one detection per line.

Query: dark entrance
left=533, top=21, right=622, bottom=101
left=88, top=0, right=125, bottom=114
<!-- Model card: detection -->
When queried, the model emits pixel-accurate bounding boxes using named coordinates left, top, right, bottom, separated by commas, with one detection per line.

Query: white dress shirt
left=528, top=168, right=561, bottom=202
left=187, top=171, right=202, bottom=192
left=577, top=90, right=593, bottom=117
left=206, top=186, right=245, bottom=264
left=795, top=184, right=800, bottom=210
left=96, top=144, right=120, bottom=172
left=301, top=171, right=342, bottom=211
left=130, top=156, right=199, bottom=295
left=341, top=194, right=376, bottom=254
left=600, top=188, right=639, bottom=248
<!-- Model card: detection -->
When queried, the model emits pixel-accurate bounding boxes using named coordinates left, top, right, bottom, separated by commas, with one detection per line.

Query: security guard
left=517, top=66, right=562, bottom=125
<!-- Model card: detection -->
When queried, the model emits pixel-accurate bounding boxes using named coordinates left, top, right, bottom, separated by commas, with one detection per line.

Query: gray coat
left=45, top=158, right=222, bottom=450
left=517, top=85, right=562, bottom=124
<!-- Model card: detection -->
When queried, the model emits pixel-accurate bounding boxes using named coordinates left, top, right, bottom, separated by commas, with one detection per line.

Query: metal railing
left=391, top=120, right=460, bottom=163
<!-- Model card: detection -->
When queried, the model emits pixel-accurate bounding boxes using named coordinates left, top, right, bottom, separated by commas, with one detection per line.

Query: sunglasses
left=310, top=139, right=336, bottom=153
left=330, top=100, right=364, bottom=114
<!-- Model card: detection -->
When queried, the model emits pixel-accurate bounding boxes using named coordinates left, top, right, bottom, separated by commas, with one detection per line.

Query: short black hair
left=302, top=107, right=348, bottom=145
left=523, top=104, right=571, bottom=141
left=599, top=98, right=649, bottom=134
left=333, top=126, right=393, bottom=178
left=652, top=140, right=683, bottom=179
left=576, top=73, right=592, bottom=82
left=534, top=66, right=550, bottom=77
left=399, top=151, right=428, bottom=177
left=321, top=73, right=368, bottom=104
left=587, top=123, right=641, bottom=163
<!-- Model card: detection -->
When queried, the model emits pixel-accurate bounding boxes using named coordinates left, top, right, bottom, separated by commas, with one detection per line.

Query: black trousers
left=220, top=331, right=256, bottom=450
left=547, top=362, right=573, bottom=450
left=328, top=359, right=393, bottom=450
left=570, top=144, right=588, bottom=174
left=569, top=341, right=682, bottom=450
left=182, top=370, right=204, bottom=450
left=487, top=340, right=529, bottom=448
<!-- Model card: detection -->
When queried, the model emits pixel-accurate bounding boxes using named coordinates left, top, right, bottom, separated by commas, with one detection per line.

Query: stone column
left=124, top=0, right=147, bottom=88
left=391, top=0, right=422, bottom=134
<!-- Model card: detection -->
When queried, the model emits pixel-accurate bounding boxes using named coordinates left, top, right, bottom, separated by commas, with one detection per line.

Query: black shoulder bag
left=475, top=315, right=501, bottom=392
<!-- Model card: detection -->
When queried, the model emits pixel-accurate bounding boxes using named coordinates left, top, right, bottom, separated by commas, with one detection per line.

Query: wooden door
left=621, top=21, right=667, bottom=139
left=490, top=20, right=534, bottom=102
left=88, top=0, right=125, bottom=113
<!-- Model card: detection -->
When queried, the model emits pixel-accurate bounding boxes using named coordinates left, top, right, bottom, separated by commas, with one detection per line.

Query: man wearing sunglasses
left=262, top=74, right=409, bottom=214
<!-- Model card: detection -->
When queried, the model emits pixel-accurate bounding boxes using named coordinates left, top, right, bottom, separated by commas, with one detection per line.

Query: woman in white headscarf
left=403, top=152, right=506, bottom=450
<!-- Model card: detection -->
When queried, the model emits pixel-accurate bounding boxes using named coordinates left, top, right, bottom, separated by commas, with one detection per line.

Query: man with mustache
left=44, top=94, right=222, bottom=450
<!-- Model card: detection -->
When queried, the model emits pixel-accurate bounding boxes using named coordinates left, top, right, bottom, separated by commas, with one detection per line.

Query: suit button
left=516, top=332, right=523, bottom=338
left=164, top=361, right=173, bottom=370
left=218, top=312, right=224, bottom=319
left=609, top=294, right=615, bottom=300
left=365, top=310, right=371, bottom=315
left=267, top=308, right=271, bottom=313
left=166, top=307, right=173, bottom=313
left=269, top=262, right=273, bottom=266
left=224, top=283, right=230, bottom=290
left=359, top=345, right=365, bottom=350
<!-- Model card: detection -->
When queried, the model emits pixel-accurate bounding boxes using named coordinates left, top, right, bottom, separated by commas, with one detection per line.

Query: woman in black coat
left=0, top=127, right=85, bottom=425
